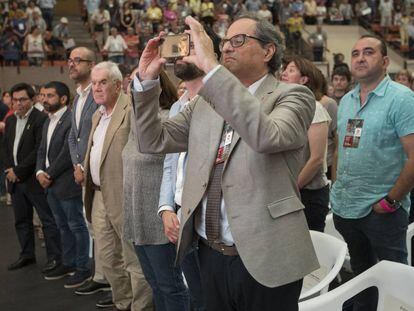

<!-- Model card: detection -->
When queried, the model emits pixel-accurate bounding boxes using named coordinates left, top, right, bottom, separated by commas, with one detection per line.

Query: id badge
left=343, top=119, right=364, bottom=148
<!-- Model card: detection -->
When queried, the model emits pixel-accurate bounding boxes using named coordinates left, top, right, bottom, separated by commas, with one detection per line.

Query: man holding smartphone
left=131, top=15, right=317, bottom=311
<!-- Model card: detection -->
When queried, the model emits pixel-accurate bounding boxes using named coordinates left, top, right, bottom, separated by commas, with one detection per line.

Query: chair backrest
left=407, top=222, right=414, bottom=266
left=299, top=230, right=347, bottom=301
left=324, top=213, right=345, bottom=242
left=299, top=260, right=414, bottom=311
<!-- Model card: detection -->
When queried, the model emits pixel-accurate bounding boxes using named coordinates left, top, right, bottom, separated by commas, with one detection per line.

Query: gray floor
left=0, top=202, right=101, bottom=311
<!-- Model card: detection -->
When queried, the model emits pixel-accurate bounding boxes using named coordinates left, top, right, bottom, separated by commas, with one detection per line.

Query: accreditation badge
left=343, top=119, right=364, bottom=148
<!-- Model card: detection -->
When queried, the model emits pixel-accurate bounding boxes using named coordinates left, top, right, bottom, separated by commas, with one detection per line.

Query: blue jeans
left=134, top=243, right=189, bottom=311
left=181, top=247, right=205, bottom=311
left=334, top=208, right=408, bottom=311
left=47, top=188, right=90, bottom=272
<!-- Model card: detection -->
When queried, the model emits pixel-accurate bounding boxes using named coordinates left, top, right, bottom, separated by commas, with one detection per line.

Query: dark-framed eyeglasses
left=67, top=57, right=92, bottom=66
left=12, top=97, right=31, bottom=104
left=219, top=34, right=269, bottom=52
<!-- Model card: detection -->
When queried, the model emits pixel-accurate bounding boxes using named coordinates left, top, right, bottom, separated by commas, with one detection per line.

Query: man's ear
left=60, top=95, right=68, bottom=106
left=264, top=44, right=276, bottom=63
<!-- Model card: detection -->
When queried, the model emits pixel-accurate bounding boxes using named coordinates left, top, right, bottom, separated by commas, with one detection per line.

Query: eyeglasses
left=219, top=34, right=269, bottom=52
left=12, top=97, right=31, bottom=104
left=67, top=57, right=92, bottom=65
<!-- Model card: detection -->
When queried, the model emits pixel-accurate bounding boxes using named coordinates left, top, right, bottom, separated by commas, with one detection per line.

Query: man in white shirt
left=66, top=47, right=111, bottom=298
left=83, top=62, right=152, bottom=311
left=36, top=81, right=91, bottom=289
left=2, top=83, right=60, bottom=272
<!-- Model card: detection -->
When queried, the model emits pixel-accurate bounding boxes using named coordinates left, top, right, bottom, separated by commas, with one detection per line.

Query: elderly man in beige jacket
left=83, top=61, right=152, bottom=311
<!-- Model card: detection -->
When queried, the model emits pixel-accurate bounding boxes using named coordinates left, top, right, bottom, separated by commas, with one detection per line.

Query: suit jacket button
left=202, top=182, right=207, bottom=188
left=77, top=138, right=80, bottom=142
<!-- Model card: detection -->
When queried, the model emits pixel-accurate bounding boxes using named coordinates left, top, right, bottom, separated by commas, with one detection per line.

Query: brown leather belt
left=92, top=184, right=101, bottom=191
left=199, top=237, right=238, bottom=256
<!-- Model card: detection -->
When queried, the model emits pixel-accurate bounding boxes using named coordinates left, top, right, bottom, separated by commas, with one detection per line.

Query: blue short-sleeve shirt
left=331, top=75, right=414, bottom=219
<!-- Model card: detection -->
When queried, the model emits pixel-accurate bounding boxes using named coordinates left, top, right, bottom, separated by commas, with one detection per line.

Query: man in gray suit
left=67, top=47, right=111, bottom=298
left=131, top=15, right=318, bottom=310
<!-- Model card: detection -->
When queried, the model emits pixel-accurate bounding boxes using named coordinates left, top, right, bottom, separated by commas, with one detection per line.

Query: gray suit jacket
left=132, top=66, right=319, bottom=288
left=68, top=91, right=98, bottom=166
left=36, top=109, right=81, bottom=200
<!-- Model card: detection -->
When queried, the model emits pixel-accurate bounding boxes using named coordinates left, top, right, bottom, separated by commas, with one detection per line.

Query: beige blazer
left=84, top=92, right=131, bottom=223
left=132, top=66, right=319, bottom=288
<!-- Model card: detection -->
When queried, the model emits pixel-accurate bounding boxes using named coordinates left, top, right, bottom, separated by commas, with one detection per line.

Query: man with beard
left=36, top=81, right=91, bottom=289
left=2, top=83, right=61, bottom=272
left=132, top=15, right=317, bottom=310
left=156, top=28, right=221, bottom=311
left=67, top=47, right=111, bottom=299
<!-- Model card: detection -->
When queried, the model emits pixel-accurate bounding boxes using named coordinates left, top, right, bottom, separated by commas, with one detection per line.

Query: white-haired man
left=83, top=62, right=153, bottom=311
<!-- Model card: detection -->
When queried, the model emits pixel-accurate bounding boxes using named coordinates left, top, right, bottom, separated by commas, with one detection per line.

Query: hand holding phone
left=160, top=34, right=190, bottom=59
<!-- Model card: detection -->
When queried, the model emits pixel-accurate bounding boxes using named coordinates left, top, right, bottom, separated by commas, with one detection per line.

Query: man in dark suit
left=2, top=83, right=61, bottom=271
left=36, top=81, right=91, bottom=289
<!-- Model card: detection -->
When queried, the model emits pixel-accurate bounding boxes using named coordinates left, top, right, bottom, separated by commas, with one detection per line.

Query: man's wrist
left=379, top=198, right=398, bottom=213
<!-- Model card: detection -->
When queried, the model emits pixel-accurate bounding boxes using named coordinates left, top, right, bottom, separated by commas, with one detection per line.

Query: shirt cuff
left=36, top=170, right=46, bottom=177
left=133, top=74, right=159, bottom=92
left=158, top=205, right=175, bottom=218
left=202, top=64, right=221, bottom=84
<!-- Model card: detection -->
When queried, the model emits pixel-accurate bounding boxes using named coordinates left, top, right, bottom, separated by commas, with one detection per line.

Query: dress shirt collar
left=48, top=105, right=67, bottom=120
left=98, top=93, right=121, bottom=118
left=248, top=74, right=269, bottom=95
left=76, top=83, right=92, bottom=97
left=350, top=74, right=391, bottom=99
left=15, top=106, right=34, bottom=120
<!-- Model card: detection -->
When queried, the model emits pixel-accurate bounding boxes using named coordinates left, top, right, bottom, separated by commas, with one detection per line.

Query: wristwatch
left=384, top=195, right=402, bottom=210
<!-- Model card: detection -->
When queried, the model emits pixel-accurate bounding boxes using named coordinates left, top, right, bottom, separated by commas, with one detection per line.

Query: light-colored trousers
left=92, top=191, right=153, bottom=311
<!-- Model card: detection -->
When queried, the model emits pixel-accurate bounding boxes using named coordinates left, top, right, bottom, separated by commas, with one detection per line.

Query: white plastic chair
left=299, top=230, right=347, bottom=301
left=407, top=222, right=414, bottom=266
left=299, top=260, right=414, bottom=311
left=324, top=213, right=352, bottom=273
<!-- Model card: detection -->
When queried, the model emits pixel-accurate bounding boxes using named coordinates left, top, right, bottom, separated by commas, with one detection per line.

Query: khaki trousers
left=92, top=191, right=153, bottom=311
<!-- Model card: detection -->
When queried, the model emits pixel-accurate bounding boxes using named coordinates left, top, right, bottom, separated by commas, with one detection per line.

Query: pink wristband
left=379, top=199, right=396, bottom=213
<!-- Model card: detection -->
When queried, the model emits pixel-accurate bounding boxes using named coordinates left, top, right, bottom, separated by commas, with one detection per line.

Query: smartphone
left=160, top=34, right=190, bottom=59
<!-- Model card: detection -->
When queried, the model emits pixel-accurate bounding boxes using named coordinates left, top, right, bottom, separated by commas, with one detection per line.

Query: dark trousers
left=312, top=46, right=324, bottom=61
left=198, top=243, right=303, bottom=311
left=46, top=188, right=90, bottom=272
left=134, top=243, right=190, bottom=311
left=334, top=209, right=408, bottom=311
left=11, top=182, right=61, bottom=260
left=300, top=185, right=330, bottom=232
left=41, top=8, right=54, bottom=30
left=181, top=246, right=205, bottom=311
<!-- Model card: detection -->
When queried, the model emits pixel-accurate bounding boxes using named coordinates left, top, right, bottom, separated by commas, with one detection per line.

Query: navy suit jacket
left=36, top=108, right=81, bottom=200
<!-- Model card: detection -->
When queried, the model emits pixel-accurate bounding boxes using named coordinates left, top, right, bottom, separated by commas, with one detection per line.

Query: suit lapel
left=99, top=93, right=127, bottom=167
left=206, top=103, right=224, bottom=171
left=16, top=109, right=36, bottom=153
left=225, top=74, right=278, bottom=160
left=77, top=92, right=94, bottom=136
left=49, top=109, right=69, bottom=148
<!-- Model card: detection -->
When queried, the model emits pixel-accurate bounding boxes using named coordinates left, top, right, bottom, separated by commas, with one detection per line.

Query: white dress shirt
left=46, top=106, right=67, bottom=168
left=13, top=107, right=34, bottom=165
left=36, top=106, right=67, bottom=176
left=89, top=104, right=115, bottom=186
left=75, top=84, right=92, bottom=129
left=133, top=66, right=268, bottom=246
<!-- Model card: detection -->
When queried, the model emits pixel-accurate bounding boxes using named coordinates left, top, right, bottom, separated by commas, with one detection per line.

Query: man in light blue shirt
left=331, top=35, right=414, bottom=311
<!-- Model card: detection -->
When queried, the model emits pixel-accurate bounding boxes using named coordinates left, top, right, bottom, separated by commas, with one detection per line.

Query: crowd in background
left=1, top=0, right=414, bottom=69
